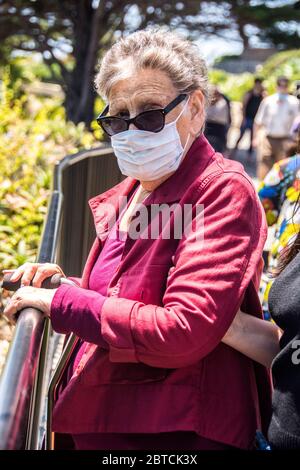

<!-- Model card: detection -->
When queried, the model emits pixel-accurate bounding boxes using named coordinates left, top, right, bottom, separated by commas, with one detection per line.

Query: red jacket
left=52, top=135, right=271, bottom=449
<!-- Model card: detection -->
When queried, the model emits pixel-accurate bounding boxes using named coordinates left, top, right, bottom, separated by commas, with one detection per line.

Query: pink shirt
left=60, top=223, right=125, bottom=383
left=52, top=191, right=135, bottom=428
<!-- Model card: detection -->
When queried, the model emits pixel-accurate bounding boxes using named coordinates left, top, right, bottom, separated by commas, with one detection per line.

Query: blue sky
left=195, top=37, right=243, bottom=65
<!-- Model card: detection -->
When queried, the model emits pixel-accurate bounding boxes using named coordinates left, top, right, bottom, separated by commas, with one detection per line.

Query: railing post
left=25, top=318, right=51, bottom=449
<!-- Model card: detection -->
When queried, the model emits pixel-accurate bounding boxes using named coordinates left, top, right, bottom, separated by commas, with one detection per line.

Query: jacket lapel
left=81, top=178, right=139, bottom=288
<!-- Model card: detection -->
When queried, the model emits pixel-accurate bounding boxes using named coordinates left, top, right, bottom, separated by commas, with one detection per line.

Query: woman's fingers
left=3, top=286, right=56, bottom=322
left=7, top=268, right=24, bottom=282
left=3, top=288, right=35, bottom=323
left=8, top=263, right=38, bottom=283
left=32, top=266, right=56, bottom=288
left=20, top=264, right=38, bottom=287
left=32, top=263, right=65, bottom=288
left=3, top=263, right=65, bottom=288
left=3, top=293, right=22, bottom=323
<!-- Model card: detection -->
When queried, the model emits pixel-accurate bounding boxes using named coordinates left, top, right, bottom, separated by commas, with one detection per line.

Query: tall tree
left=224, top=0, right=300, bottom=49
left=0, top=0, right=299, bottom=126
left=186, top=1, right=300, bottom=50
left=0, top=1, right=202, bottom=126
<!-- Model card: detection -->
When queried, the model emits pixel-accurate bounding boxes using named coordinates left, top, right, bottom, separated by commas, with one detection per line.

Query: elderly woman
left=4, top=29, right=276, bottom=450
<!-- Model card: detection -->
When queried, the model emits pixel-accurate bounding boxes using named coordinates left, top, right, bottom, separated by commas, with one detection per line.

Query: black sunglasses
left=96, top=93, right=188, bottom=136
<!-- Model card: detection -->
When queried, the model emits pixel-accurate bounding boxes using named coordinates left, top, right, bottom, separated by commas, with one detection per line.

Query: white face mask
left=111, top=97, right=191, bottom=181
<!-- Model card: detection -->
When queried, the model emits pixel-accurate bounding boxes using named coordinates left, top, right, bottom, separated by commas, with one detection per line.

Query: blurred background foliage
left=210, top=49, right=300, bottom=101
left=0, top=1, right=299, bottom=126
left=0, top=65, right=97, bottom=269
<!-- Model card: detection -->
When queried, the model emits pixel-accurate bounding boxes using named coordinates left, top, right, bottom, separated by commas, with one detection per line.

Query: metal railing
left=0, top=144, right=117, bottom=449
left=0, top=308, right=46, bottom=449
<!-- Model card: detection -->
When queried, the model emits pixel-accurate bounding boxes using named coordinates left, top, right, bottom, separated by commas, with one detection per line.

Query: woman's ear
left=189, top=90, right=205, bottom=137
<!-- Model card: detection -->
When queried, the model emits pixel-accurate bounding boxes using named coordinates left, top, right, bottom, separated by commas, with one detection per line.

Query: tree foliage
left=206, top=0, right=300, bottom=49
left=0, top=70, right=95, bottom=270
left=0, top=1, right=202, bottom=125
left=0, top=1, right=299, bottom=126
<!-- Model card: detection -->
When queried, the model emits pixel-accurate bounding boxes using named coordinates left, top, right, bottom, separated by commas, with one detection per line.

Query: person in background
left=254, top=76, right=299, bottom=180
left=294, top=81, right=300, bottom=101
left=258, top=126, right=300, bottom=320
left=267, top=199, right=300, bottom=449
left=232, top=77, right=265, bottom=158
left=234, top=179, right=300, bottom=449
left=291, top=113, right=300, bottom=143
left=220, top=91, right=232, bottom=129
left=204, top=86, right=231, bottom=153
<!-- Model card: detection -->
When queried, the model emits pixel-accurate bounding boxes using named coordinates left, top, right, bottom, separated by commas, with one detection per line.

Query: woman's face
left=108, top=68, right=205, bottom=151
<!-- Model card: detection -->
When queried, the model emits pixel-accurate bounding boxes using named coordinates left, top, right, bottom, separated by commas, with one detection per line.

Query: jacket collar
left=88, top=135, right=215, bottom=238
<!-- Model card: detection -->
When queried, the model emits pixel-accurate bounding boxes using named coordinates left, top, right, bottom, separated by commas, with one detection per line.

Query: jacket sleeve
left=101, top=172, right=268, bottom=368
left=67, top=276, right=82, bottom=286
left=51, top=283, right=108, bottom=348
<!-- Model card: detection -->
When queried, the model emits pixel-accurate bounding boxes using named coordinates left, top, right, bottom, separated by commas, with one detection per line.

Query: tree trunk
left=64, top=66, right=97, bottom=127
left=64, top=0, right=103, bottom=127
left=237, top=22, right=249, bottom=50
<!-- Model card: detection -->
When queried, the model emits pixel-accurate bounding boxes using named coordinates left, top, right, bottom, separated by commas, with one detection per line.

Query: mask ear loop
left=164, top=95, right=190, bottom=130
left=174, top=95, right=191, bottom=123
left=173, top=95, right=191, bottom=158
left=182, top=132, right=191, bottom=155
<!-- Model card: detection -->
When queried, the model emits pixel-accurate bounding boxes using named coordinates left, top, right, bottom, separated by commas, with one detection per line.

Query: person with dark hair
left=266, top=197, right=300, bottom=449
left=223, top=136, right=300, bottom=448
left=257, top=129, right=300, bottom=448
left=232, top=77, right=265, bottom=157
left=294, top=81, right=300, bottom=101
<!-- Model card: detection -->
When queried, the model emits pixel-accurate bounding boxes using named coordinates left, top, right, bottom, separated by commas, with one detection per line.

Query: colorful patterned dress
left=258, top=154, right=300, bottom=319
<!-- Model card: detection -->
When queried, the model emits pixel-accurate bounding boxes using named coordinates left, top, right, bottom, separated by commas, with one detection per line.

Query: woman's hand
left=2, top=262, right=65, bottom=288
left=3, top=286, right=57, bottom=324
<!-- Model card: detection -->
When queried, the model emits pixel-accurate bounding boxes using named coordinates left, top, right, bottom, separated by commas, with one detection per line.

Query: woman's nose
left=127, top=108, right=139, bottom=130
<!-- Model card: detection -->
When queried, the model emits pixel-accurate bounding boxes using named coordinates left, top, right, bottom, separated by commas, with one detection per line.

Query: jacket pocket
left=119, top=264, right=170, bottom=305
left=81, top=349, right=168, bottom=387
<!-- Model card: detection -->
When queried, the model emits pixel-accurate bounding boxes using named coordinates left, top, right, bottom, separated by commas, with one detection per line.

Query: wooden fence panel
left=57, top=150, right=123, bottom=276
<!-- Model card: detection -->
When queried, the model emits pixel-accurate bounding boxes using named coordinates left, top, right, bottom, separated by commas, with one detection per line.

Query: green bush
left=0, top=69, right=96, bottom=270
left=259, top=49, right=300, bottom=94
left=209, top=69, right=254, bottom=102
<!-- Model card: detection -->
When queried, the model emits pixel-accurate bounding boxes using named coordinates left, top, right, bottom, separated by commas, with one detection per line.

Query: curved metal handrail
left=0, top=144, right=114, bottom=449
left=0, top=308, right=45, bottom=449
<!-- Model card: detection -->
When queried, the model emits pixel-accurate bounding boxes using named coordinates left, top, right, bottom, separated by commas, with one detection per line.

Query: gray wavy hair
left=95, top=28, right=210, bottom=108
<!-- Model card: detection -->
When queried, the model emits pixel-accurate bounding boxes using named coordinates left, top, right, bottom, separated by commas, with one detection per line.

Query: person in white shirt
left=254, top=76, right=299, bottom=180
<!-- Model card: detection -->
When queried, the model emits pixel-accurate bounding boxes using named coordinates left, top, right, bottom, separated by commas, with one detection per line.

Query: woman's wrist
left=50, top=284, right=108, bottom=346
left=50, top=284, right=75, bottom=334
